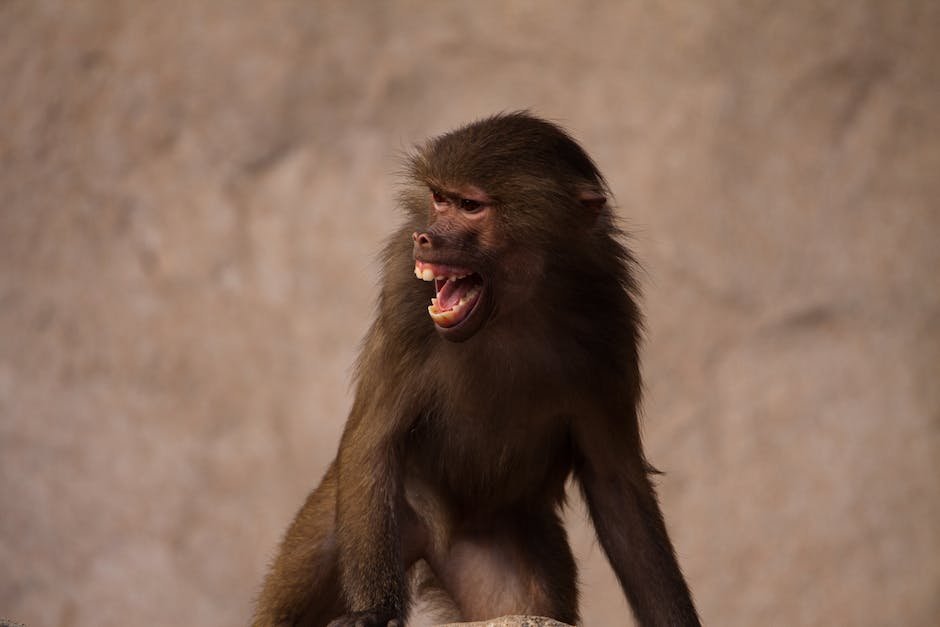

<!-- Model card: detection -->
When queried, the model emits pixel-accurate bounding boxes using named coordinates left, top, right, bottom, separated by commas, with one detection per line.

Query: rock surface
left=440, top=617, right=571, bottom=627
left=1, top=2, right=938, bottom=627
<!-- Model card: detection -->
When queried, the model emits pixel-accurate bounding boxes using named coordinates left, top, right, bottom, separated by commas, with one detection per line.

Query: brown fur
left=253, top=112, right=700, bottom=627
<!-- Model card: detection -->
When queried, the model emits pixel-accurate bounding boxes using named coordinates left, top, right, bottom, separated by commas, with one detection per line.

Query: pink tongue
left=436, top=279, right=469, bottom=311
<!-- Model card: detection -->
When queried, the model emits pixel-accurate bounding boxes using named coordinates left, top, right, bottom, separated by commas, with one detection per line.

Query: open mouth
left=413, top=260, right=484, bottom=329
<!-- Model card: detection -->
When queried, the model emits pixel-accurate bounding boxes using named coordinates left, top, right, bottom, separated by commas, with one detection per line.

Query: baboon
left=254, top=112, right=700, bottom=627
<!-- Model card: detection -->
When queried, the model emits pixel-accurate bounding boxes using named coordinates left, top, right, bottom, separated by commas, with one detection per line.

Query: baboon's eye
left=459, top=198, right=483, bottom=213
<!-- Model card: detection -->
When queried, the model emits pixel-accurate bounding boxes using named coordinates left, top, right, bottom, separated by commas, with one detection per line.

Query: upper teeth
left=413, top=262, right=469, bottom=282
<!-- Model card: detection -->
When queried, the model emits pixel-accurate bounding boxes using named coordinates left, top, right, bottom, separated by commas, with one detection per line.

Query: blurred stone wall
left=1, top=1, right=937, bottom=625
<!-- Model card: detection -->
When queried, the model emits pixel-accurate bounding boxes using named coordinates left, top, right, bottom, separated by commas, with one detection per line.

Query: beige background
left=2, top=1, right=938, bottom=626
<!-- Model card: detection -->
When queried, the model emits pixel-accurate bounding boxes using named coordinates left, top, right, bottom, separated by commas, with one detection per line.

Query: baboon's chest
left=408, top=390, right=574, bottom=510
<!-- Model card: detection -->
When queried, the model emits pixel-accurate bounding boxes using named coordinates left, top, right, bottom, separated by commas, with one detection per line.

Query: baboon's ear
left=579, top=189, right=607, bottom=222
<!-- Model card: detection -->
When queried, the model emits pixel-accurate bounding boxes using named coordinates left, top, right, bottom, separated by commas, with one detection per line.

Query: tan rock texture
left=1, top=2, right=938, bottom=626
left=440, top=617, right=572, bottom=627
